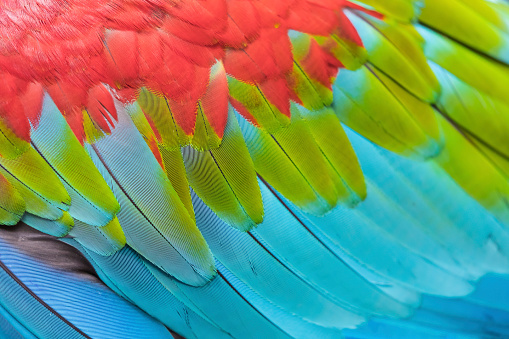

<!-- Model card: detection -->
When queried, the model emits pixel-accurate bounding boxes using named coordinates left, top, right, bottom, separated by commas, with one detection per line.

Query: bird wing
left=1, top=0, right=509, bottom=337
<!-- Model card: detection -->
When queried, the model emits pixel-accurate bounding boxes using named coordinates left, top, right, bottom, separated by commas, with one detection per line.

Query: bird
left=1, top=0, right=509, bottom=337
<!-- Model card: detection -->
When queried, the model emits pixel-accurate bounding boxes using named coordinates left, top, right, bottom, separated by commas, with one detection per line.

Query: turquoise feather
left=252, top=179, right=412, bottom=318
left=85, top=106, right=215, bottom=286
left=68, top=241, right=228, bottom=339
left=147, top=257, right=292, bottom=339
left=0, top=226, right=172, bottom=339
left=0, top=303, right=36, bottom=339
left=191, top=189, right=365, bottom=330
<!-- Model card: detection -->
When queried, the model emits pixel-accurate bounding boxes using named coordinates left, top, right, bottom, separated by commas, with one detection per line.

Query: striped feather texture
left=0, top=0, right=509, bottom=338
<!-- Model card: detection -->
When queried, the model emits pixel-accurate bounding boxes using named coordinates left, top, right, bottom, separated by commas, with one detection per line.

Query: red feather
left=201, top=64, right=229, bottom=138
left=0, top=0, right=367, bottom=142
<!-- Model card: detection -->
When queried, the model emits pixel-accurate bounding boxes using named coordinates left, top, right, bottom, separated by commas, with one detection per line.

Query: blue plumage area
left=0, top=303, right=34, bottom=339
left=82, top=125, right=509, bottom=337
left=342, top=128, right=509, bottom=338
left=4, top=127, right=509, bottom=338
left=345, top=275, right=509, bottom=338
left=0, top=225, right=174, bottom=339
left=3, top=121, right=509, bottom=338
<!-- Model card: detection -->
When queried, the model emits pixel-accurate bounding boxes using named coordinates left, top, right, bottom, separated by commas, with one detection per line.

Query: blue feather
left=0, top=303, right=35, bottom=339
left=68, top=240, right=228, bottom=339
left=84, top=105, right=215, bottom=286
left=191, top=189, right=366, bottom=330
left=252, top=178, right=412, bottom=318
left=0, top=225, right=173, bottom=339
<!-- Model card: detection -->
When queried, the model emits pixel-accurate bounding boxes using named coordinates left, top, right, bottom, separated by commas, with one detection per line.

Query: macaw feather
left=70, top=240, right=228, bottom=339
left=0, top=224, right=174, bottom=339
left=69, top=217, right=126, bottom=256
left=237, top=108, right=341, bottom=215
left=355, top=0, right=420, bottom=22
left=418, top=25, right=509, bottom=106
left=333, top=65, right=441, bottom=159
left=158, top=146, right=196, bottom=221
left=349, top=10, right=440, bottom=103
left=419, top=0, right=509, bottom=65
left=191, top=188, right=380, bottom=329
left=0, top=173, right=25, bottom=225
left=433, top=114, right=509, bottom=227
left=296, top=105, right=366, bottom=204
left=368, top=67, right=442, bottom=143
left=85, top=107, right=215, bottom=286
left=183, top=106, right=263, bottom=231
left=432, top=62, right=509, bottom=161
left=0, top=148, right=70, bottom=218
left=32, top=96, right=120, bottom=227
left=21, top=212, right=73, bottom=238
left=253, top=179, right=411, bottom=318
left=228, top=77, right=291, bottom=133
left=0, top=119, right=30, bottom=160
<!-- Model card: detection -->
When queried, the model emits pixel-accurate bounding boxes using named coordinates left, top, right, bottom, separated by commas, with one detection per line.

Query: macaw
left=1, top=0, right=509, bottom=337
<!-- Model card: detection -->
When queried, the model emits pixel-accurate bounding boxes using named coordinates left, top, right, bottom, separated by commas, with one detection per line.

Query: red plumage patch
left=0, top=0, right=368, bottom=143
left=201, top=64, right=229, bottom=138
left=86, top=84, right=117, bottom=134
left=229, top=97, right=259, bottom=127
left=259, top=78, right=291, bottom=118
left=104, top=30, right=140, bottom=86
left=301, top=39, right=340, bottom=88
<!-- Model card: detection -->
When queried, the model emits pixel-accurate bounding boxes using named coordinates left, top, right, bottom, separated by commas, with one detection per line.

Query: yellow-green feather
left=434, top=115, right=509, bottom=226
left=419, top=0, right=509, bottom=64
left=355, top=0, right=421, bottom=22
left=237, top=109, right=342, bottom=215
left=33, top=97, right=120, bottom=226
left=0, top=148, right=71, bottom=211
left=370, top=67, right=441, bottom=143
left=433, top=63, right=509, bottom=160
left=350, top=11, right=440, bottom=102
left=0, top=172, right=25, bottom=225
left=70, top=216, right=126, bottom=256
left=333, top=65, right=440, bottom=158
left=183, top=106, right=263, bottom=231
left=296, top=105, right=367, bottom=204
left=0, top=119, right=30, bottom=159
left=228, top=77, right=290, bottom=133
left=159, top=145, right=195, bottom=222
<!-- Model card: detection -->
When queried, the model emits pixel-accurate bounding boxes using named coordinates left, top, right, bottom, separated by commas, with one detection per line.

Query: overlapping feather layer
left=1, top=0, right=509, bottom=337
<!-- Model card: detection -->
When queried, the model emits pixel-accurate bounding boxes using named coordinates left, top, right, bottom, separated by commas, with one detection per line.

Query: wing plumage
left=1, top=0, right=509, bottom=337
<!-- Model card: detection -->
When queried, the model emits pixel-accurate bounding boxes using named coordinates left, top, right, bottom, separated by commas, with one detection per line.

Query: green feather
left=350, top=11, right=440, bottom=102
left=295, top=105, right=367, bottom=204
left=70, top=217, right=126, bottom=256
left=355, top=0, right=421, bottom=22
left=433, top=63, right=509, bottom=160
left=418, top=25, right=509, bottom=106
left=370, top=66, right=442, bottom=143
left=288, top=60, right=333, bottom=111
left=333, top=65, right=440, bottom=158
left=0, top=120, right=30, bottom=160
left=238, top=109, right=343, bottom=215
left=0, top=148, right=70, bottom=213
left=0, top=173, right=25, bottom=225
left=228, top=77, right=290, bottom=133
left=33, top=97, right=120, bottom=226
left=183, top=106, right=263, bottom=231
left=419, top=0, right=509, bottom=64
left=159, top=146, right=195, bottom=222
left=434, top=115, right=509, bottom=226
